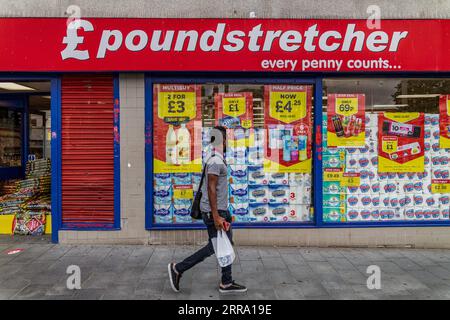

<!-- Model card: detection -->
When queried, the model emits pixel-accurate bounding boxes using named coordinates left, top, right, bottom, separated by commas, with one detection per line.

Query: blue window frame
left=145, top=74, right=321, bottom=230
left=145, top=72, right=450, bottom=230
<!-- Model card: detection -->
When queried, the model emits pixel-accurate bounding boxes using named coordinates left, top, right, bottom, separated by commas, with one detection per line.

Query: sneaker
left=219, top=281, right=247, bottom=294
left=168, top=263, right=181, bottom=292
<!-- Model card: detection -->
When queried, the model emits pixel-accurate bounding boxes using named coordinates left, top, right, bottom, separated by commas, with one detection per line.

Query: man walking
left=168, top=125, right=247, bottom=294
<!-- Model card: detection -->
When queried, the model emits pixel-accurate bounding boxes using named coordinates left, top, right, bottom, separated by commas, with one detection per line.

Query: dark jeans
left=175, top=210, right=233, bottom=285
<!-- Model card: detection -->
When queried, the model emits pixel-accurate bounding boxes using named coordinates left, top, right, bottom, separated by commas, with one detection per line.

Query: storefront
left=0, top=18, right=449, bottom=246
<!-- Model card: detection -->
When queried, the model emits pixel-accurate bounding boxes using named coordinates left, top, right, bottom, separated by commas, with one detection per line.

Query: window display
left=0, top=108, right=22, bottom=168
left=152, top=83, right=314, bottom=225
left=323, top=78, right=450, bottom=223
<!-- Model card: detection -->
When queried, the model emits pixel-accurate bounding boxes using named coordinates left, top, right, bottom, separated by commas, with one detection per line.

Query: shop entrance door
left=0, top=97, right=26, bottom=180
left=0, top=81, right=52, bottom=237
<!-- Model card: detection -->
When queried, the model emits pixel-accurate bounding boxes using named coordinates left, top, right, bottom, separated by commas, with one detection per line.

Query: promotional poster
left=263, top=85, right=313, bottom=173
left=327, top=94, right=365, bottom=147
left=378, top=112, right=425, bottom=173
left=215, top=92, right=253, bottom=129
left=153, top=84, right=202, bottom=173
left=439, top=95, right=450, bottom=149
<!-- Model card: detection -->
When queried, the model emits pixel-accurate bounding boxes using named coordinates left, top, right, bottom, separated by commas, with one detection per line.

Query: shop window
left=152, top=83, right=314, bottom=225
left=322, top=78, right=450, bottom=223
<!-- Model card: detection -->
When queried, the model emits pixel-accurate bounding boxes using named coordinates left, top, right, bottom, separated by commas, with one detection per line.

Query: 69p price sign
left=327, top=93, right=365, bottom=147
left=156, top=84, right=200, bottom=124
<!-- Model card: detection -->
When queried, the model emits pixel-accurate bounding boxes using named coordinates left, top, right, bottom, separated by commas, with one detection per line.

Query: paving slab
left=1, top=242, right=450, bottom=300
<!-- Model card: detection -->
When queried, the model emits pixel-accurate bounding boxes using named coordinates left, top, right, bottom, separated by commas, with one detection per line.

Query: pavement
left=1, top=235, right=450, bottom=300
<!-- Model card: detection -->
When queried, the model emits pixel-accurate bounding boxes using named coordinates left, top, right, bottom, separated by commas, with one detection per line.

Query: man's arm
left=207, top=173, right=225, bottom=230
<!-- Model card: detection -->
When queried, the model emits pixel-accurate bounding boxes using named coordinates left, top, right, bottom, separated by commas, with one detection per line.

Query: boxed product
left=323, top=154, right=344, bottom=169
left=154, top=204, right=173, bottom=224
left=268, top=172, right=289, bottom=185
left=248, top=203, right=269, bottom=222
left=346, top=208, right=361, bottom=222
left=269, top=185, right=289, bottom=204
left=173, top=201, right=193, bottom=223
left=323, top=207, right=345, bottom=222
left=228, top=165, right=248, bottom=184
left=154, top=185, right=172, bottom=205
left=323, top=181, right=344, bottom=194
left=172, top=173, right=192, bottom=185
left=248, top=166, right=269, bottom=185
left=290, top=184, right=312, bottom=204
left=229, top=203, right=250, bottom=223
left=248, top=185, right=269, bottom=204
left=154, top=173, right=172, bottom=186
left=229, top=184, right=249, bottom=204
left=324, top=193, right=346, bottom=208
left=268, top=203, right=290, bottom=222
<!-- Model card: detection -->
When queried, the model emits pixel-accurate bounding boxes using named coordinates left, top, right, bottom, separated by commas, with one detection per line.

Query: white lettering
left=366, top=31, right=388, bottom=52
left=279, top=30, right=302, bottom=52
left=97, top=30, right=123, bottom=58
left=61, top=19, right=94, bottom=60
left=304, top=24, right=319, bottom=51
left=174, top=30, right=198, bottom=51
left=224, top=30, right=245, bottom=51
left=125, top=30, right=148, bottom=52
left=342, top=24, right=365, bottom=52
left=248, top=24, right=263, bottom=51
left=318, top=31, right=342, bottom=51
left=199, top=23, right=226, bottom=51
left=150, top=30, right=175, bottom=51
left=389, top=31, right=408, bottom=51
left=262, top=30, right=282, bottom=51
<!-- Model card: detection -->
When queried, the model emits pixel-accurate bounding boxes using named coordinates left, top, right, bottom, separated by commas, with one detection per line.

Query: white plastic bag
left=212, top=230, right=235, bottom=267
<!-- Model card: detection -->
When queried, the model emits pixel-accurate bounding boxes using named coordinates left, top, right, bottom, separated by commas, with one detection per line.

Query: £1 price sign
left=157, top=85, right=197, bottom=124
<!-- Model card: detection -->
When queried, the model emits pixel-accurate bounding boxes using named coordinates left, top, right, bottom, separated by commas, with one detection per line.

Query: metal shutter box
left=61, top=74, right=115, bottom=228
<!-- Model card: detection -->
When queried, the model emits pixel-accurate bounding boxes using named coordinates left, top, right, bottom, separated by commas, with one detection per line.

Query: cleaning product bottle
left=166, top=125, right=177, bottom=164
left=177, top=123, right=191, bottom=164
left=299, top=134, right=308, bottom=161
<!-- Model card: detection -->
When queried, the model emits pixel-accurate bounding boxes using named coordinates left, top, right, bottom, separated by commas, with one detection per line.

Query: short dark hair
left=210, top=125, right=227, bottom=144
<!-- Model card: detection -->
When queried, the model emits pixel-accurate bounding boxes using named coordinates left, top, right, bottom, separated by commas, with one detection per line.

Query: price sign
left=323, top=169, right=342, bottom=181
left=158, top=91, right=196, bottom=121
left=432, top=180, right=450, bottom=194
left=335, top=97, right=358, bottom=117
left=241, top=119, right=252, bottom=129
left=340, top=173, right=361, bottom=187
left=382, top=137, right=398, bottom=154
left=222, top=97, right=246, bottom=117
left=269, top=91, right=306, bottom=123
left=173, top=187, right=194, bottom=199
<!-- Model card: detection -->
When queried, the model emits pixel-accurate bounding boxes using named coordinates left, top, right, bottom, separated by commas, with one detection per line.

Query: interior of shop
left=0, top=81, right=51, bottom=235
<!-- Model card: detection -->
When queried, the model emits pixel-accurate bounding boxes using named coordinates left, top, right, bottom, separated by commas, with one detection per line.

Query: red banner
left=0, top=18, right=449, bottom=72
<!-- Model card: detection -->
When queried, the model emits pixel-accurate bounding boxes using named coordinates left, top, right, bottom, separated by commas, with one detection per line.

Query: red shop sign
left=0, top=18, right=449, bottom=72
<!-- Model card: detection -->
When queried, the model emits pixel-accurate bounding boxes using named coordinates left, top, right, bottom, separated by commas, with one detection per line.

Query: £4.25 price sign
left=269, top=90, right=306, bottom=123
left=157, top=85, right=197, bottom=124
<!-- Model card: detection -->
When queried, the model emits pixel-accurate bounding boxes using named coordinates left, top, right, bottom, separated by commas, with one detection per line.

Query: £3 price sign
left=158, top=86, right=197, bottom=124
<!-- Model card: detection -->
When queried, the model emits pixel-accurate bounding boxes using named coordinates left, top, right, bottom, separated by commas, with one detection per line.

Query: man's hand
left=214, top=215, right=225, bottom=231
